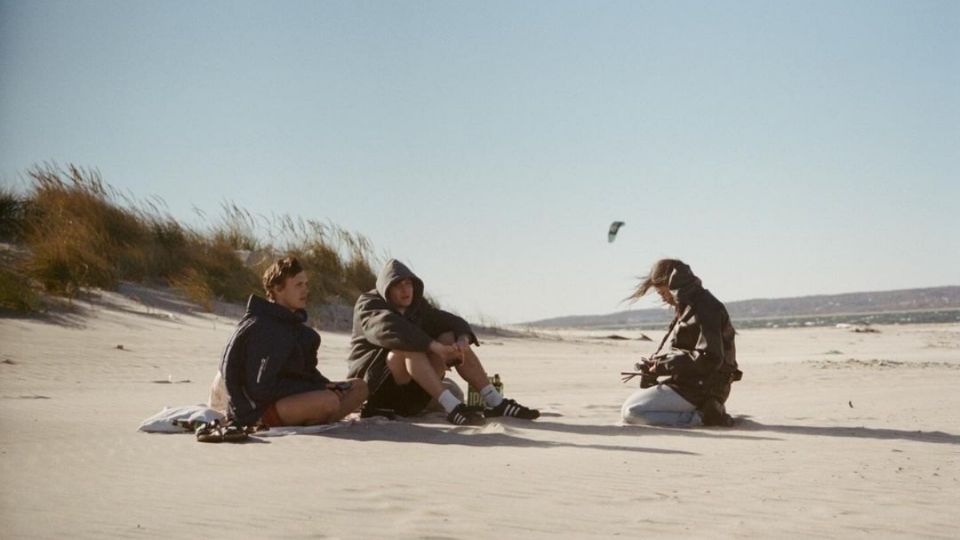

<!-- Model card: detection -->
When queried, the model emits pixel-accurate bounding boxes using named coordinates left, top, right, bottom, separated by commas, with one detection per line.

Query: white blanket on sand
left=137, top=404, right=224, bottom=433
left=137, top=404, right=352, bottom=436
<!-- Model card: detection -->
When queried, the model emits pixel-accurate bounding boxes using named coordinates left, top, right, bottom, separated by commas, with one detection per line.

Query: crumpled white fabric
left=138, top=404, right=225, bottom=433
left=138, top=405, right=359, bottom=435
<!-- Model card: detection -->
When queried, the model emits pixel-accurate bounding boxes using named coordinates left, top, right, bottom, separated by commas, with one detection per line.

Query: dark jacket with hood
left=220, top=294, right=331, bottom=425
left=347, top=259, right=477, bottom=381
left=649, top=263, right=741, bottom=408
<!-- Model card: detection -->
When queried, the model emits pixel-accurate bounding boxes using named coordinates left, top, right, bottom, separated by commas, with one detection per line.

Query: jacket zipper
left=257, top=356, right=269, bottom=384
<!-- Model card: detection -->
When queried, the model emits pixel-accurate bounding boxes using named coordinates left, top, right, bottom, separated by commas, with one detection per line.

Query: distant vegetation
left=0, top=164, right=379, bottom=321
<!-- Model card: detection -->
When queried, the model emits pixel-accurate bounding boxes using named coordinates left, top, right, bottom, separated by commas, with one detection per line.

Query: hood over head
left=667, top=262, right=704, bottom=306
left=375, top=259, right=425, bottom=308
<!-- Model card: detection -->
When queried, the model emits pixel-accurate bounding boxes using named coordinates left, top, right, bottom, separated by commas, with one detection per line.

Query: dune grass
left=0, top=164, right=379, bottom=319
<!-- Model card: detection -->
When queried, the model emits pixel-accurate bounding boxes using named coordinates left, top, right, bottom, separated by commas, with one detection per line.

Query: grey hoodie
left=346, top=259, right=477, bottom=381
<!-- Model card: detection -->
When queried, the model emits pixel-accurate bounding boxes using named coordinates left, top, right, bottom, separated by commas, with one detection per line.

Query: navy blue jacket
left=220, top=295, right=331, bottom=425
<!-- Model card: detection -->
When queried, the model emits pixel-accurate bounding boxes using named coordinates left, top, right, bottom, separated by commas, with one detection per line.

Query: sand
left=1, top=286, right=958, bottom=539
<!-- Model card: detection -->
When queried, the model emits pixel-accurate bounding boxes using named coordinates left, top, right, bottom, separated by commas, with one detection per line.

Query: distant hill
left=524, top=286, right=960, bottom=329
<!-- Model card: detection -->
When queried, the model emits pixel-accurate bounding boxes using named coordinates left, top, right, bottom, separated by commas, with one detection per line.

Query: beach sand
left=1, top=287, right=958, bottom=538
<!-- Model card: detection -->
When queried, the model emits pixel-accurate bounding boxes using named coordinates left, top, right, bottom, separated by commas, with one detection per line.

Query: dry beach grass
left=0, top=164, right=378, bottom=321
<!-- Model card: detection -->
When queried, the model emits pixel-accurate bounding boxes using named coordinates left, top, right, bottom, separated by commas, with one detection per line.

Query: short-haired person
left=621, top=259, right=742, bottom=427
left=220, top=256, right=367, bottom=427
left=348, top=259, right=539, bottom=426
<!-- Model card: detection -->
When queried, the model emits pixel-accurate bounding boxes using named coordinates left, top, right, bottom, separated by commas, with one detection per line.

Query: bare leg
left=454, top=346, right=492, bottom=392
left=274, top=390, right=341, bottom=426
left=386, top=349, right=446, bottom=398
left=273, top=378, right=368, bottom=426
left=434, top=331, right=492, bottom=392
left=336, top=378, right=368, bottom=418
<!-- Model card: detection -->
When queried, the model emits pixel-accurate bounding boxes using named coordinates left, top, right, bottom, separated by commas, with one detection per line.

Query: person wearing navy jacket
left=220, top=256, right=367, bottom=427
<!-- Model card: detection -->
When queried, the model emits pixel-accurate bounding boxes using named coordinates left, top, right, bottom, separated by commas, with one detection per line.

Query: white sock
left=480, top=384, right=503, bottom=408
left=437, top=389, right=462, bottom=413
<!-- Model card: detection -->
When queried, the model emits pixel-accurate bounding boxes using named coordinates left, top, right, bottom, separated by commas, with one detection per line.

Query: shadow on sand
left=323, top=418, right=699, bottom=455
left=522, top=419, right=780, bottom=441
left=737, top=419, right=960, bottom=445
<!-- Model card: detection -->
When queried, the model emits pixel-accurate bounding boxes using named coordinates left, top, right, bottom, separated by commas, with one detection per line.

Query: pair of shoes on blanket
left=195, top=420, right=255, bottom=443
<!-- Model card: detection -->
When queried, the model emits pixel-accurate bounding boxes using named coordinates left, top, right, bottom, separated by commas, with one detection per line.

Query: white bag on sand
left=207, top=371, right=228, bottom=414
left=138, top=405, right=224, bottom=433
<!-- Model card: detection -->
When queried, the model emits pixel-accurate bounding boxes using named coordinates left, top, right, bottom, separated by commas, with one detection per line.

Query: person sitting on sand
left=220, top=256, right=367, bottom=427
left=347, top=259, right=539, bottom=426
left=621, top=259, right=742, bottom=427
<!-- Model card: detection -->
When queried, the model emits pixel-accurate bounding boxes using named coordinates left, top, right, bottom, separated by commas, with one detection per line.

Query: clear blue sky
left=2, top=1, right=958, bottom=323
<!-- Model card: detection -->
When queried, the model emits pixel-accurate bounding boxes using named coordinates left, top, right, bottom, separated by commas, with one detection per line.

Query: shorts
left=365, top=360, right=433, bottom=417
left=260, top=402, right=284, bottom=427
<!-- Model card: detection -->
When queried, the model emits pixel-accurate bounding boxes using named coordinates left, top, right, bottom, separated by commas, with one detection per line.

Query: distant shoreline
left=524, top=307, right=960, bottom=331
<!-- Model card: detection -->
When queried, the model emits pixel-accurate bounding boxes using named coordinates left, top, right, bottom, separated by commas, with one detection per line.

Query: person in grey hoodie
left=347, top=259, right=539, bottom=426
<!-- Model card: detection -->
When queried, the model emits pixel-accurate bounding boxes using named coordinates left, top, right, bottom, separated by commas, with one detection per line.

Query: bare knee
left=387, top=351, right=414, bottom=384
left=310, top=391, right=341, bottom=422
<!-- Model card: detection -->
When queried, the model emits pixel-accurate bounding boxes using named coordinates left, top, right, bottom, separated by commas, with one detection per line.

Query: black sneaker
left=447, top=403, right=485, bottom=426
left=484, top=398, right=540, bottom=420
left=360, top=406, right=397, bottom=420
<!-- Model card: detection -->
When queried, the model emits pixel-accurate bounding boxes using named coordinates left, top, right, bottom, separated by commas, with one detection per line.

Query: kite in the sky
left=608, top=221, right=625, bottom=243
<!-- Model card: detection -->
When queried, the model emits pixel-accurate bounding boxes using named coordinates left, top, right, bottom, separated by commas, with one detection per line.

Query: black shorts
left=365, top=360, right=433, bottom=417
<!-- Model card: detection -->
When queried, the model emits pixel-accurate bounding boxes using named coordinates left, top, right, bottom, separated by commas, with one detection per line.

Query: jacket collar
left=245, top=294, right=307, bottom=324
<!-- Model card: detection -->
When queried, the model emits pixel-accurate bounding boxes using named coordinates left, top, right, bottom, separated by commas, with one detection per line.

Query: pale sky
left=2, top=1, right=958, bottom=323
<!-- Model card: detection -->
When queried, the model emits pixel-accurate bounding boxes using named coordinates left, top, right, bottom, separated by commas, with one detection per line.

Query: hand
left=641, top=356, right=661, bottom=373
left=638, top=357, right=659, bottom=388
left=428, top=341, right=460, bottom=367
left=452, top=336, right=471, bottom=365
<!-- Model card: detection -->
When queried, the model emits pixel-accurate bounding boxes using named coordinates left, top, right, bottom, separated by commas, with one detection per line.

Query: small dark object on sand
left=849, top=401, right=854, bottom=408
left=116, top=344, right=124, bottom=350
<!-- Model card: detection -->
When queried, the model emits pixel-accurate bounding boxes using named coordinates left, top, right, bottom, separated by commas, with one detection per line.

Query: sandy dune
left=1, top=287, right=958, bottom=538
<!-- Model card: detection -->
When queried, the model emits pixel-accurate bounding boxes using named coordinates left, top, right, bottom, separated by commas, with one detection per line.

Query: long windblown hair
left=626, top=258, right=685, bottom=303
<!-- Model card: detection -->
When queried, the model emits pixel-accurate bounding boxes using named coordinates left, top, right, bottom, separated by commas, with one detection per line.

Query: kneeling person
left=348, top=259, right=539, bottom=426
left=220, top=256, right=368, bottom=427
left=621, top=259, right=741, bottom=427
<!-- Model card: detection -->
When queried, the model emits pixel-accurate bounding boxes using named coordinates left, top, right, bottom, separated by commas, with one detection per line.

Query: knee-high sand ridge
left=1, top=286, right=958, bottom=539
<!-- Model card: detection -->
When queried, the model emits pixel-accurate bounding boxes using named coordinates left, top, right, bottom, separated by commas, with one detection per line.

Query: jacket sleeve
left=309, top=369, right=331, bottom=386
left=422, top=306, right=479, bottom=345
left=238, top=324, right=296, bottom=404
left=653, top=305, right=725, bottom=378
left=356, top=294, right=434, bottom=352
left=302, top=331, right=331, bottom=385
